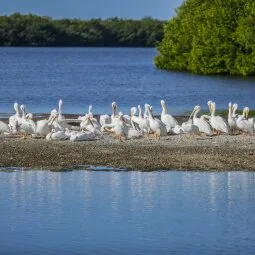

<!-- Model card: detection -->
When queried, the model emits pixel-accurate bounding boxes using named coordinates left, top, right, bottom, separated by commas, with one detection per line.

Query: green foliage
left=155, top=0, right=255, bottom=76
left=0, top=13, right=165, bottom=47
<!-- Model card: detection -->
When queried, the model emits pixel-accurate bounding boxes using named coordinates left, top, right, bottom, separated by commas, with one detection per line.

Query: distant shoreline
left=0, top=13, right=165, bottom=47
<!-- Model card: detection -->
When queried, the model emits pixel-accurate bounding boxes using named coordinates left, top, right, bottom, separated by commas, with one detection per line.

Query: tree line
left=0, top=13, right=165, bottom=47
left=155, top=0, right=255, bottom=76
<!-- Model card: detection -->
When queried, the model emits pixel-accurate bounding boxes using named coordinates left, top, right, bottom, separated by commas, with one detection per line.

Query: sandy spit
left=0, top=134, right=254, bottom=171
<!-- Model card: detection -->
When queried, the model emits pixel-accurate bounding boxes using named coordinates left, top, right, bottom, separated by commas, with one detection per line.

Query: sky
left=0, top=0, right=183, bottom=20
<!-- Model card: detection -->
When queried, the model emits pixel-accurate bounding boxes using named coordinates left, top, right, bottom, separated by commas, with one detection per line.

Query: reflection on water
left=1, top=170, right=255, bottom=254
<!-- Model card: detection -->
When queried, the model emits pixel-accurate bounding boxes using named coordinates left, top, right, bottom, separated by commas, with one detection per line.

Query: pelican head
left=189, top=105, right=200, bottom=119
left=26, top=113, right=33, bottom=120
left=160, top=100, right=165, bottom=106
left=59, top=99, right=63, bottom=108
left=20, top=104, right=25, bottom=111
left=51, top=109, right=58, bottom=116
left=14, top=102, right=19, bottom=111
left=112, top=102, right=117, bottom=116
left=112, top=102, right=117, bottom=108
left=232, top=103, right=238, bottom=116
left=207, top=100, right=213, bottom=113
left=130, top=107, right=137, bottom=117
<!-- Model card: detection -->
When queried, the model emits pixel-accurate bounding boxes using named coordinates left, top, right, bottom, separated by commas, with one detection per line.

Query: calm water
left=1, top=170, right=255, bottom=254
left=0, top=47, right=255, bottom=115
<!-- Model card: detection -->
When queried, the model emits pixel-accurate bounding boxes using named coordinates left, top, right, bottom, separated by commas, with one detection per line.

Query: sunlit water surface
left=0, top=48, right=255, bottom=116
left=1, top=170, right=255, bottom=254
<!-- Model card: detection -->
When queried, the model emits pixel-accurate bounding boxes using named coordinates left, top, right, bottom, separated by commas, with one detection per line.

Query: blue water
left=0, top=47, right=255, bottom=116
left=1, top=170, right=255, bottom=254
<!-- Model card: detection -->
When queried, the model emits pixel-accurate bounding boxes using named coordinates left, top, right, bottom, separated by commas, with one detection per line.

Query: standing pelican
left=228, top=102, right=237, bottom=134
left=208, top=101, right=230, bottom=134
left=190, top=105, right=213, bottom=136
left=236, top=107, right=254, bottom=135
left=160, top=99, right=178, bottom=133
left=19, top=105, right=36, bottom=136
left=9, top=102, right=21, bottom=134
left=130, top=105, right=150, bottom=134
left=35, top=110, right=58, bottom=137
left=146, top=104, right=167, bottom=138
left=102, top=113, right=127, bottom=141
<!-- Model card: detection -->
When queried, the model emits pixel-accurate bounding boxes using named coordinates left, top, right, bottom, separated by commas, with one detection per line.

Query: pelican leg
left=20, top=132, right=26, bottom=140
left=155, top=132, right=160, bottom=141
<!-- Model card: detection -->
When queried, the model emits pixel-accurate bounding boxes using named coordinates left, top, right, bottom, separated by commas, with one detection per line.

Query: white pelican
left=208, top=101, right=230, bottom=134
left=111, top=102, right=131, bottom=126
left=236, top=107, right=254, bottom=135
left=46, top=129, right=69, bottom=140
left=181, top=119, right=200, bottom=135
left=228, top=102, right=237, bottom=134
left=19, top=105, right=36, bottom=136
left=35, top=110, right=58, bottom=137
left=100, top=103, right=114, bottom=126
left=101, top=113, right=128, bottom=141
left=190, top=105, right=213, bottom=136
left=9, top=102, right=22, bottom=134
left=86, top=105, right=101, bottom=130
left=58, top=99, right=65, bottom=122
left=160, top=99, right=178, bottom=133
left=143, top=104, right=149, bottom=119
left=146, top=104, right=167, bottom=138
left=70, top=130, right=96, bottom=141
left=80, top=114, right=102, bottom=136
left=130, top=106, right=150, bottom=134
left=0, top=120, right=10, bottom=134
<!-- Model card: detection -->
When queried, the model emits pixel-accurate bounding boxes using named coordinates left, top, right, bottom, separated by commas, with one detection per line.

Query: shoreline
left=1, top=113, right=254, bottom=172
left=0, top=134, right=254, bottom=171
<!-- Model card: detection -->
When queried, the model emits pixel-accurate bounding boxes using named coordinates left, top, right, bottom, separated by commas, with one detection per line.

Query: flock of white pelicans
left=0, top=99, right=254, bottom=141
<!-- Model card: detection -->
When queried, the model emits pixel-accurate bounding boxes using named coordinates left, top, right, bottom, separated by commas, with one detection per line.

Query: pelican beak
left=245, top=108, right=249, bottom=119
left=48, top=115, right=57, bottom=126
left=89, top=117, right=94, bottom=127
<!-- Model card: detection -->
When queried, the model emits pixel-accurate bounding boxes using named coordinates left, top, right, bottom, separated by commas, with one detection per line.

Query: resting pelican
left=181, top=119, right=200, bottom=135
left=160, top=99, right=178, bottom=133
left=19, top=105, right=36, bottom=136
left=35, top=110, right=58, bottom=137
left=190, top=105, right=213, bottom=136
left=208, top=101, right=230, bottom=134
left=236, top=107, right=254, bottom=135
left=70, top=130, right=96, bottom=141
left=146, top=104, right=167, bottom=138
left=130, top=106, right=150, bottom=134
left=0, top=120, right=10, bottom=134
left=80, top=114, right=102, bottom=136
left=86, top=105, right=101, bottom=130
left=46, top=129, right=69, bottom=140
